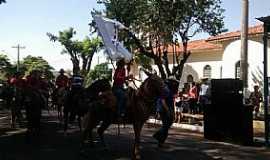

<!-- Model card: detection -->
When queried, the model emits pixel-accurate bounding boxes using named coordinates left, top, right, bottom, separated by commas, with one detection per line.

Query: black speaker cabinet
left=204, top=79, right=253, bottom=145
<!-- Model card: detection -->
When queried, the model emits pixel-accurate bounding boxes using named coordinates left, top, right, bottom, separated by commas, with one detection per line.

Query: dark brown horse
left=81, top=75, right=165, bottom=160
left=23, top=88, right=45, bottom=137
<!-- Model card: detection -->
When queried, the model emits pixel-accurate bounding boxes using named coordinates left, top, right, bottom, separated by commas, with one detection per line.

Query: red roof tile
left=165, top=39, right=222, bottom=54
left=207, top=24, right=263, bottom=42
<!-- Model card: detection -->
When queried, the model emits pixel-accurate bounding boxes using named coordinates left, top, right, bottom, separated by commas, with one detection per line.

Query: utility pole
left=12, top=44, right=25, bottom=72
left=240, top=0, right=249, bottom=101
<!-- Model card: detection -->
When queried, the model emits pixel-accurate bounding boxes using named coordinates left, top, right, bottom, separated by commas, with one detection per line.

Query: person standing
left=198, top=79, right=210, bottom=114
left=249, top=85, right=263, bottom=118
left=153, top=79, right=179, bottom=147
left=189, top=82, right=198, bottom=114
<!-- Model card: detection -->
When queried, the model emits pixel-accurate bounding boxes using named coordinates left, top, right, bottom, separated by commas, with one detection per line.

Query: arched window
left=203, top=65, right=211, bottom=78
left=235, top=61, right=240, bottom=79
left=187, top=74, right=194, bottom=83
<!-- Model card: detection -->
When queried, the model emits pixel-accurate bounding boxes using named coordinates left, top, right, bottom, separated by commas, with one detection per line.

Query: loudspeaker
left=204, top=79, right=253, bottom=145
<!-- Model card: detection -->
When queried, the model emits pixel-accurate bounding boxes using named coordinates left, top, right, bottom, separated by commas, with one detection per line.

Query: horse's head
left=139, top=74, right=166, bottom=100
left=86, top=79, right=112, bottom=100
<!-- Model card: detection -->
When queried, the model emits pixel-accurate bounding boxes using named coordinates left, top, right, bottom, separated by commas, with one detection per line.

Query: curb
left=147, top=118, right=204, bottom=133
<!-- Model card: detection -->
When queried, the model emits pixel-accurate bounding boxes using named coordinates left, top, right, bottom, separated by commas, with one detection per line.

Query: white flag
left=92, top=14, right=132, bottom=62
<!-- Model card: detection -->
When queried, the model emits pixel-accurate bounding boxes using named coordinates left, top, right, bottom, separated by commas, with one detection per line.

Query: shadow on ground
left=0, top=112, right=269, bottom=160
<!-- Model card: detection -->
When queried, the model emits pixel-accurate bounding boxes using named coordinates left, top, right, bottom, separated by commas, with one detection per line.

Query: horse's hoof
left=132, top=154, right=141, bottom=160
left=135, top=155, right=141, bottom=160
left=79, top=149, right=88, bottom=158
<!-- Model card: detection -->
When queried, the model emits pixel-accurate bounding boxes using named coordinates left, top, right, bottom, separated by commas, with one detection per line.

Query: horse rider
left=112, top=58, right=133, bottom=119
left=53, top=69, right=69, bottom=103
left=8, top=71, right=26, bottom=127
left=55, top=69, right=69, bottom=90
left=153, top=78, right=179, bottom=147
left=65, top=73, right=84, bottom=122
left=26, top=70, right=48, bottom=106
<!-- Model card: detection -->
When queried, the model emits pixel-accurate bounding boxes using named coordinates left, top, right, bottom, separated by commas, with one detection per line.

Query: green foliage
left=85, top=62, right=112, bottom=87
left=0, top=54, right=54, bottom=81
left=0, top=0, right=6, bottom=4
left=134, top=53, right=152, bottom=71
left=21, top=56, right=54, bottom=80
left=80, top=37, right=103, bottom=76
left=0, top=54, right=16, bottom=80
left=47, top=28, right=81, bottom=74
left=47, top=28, right=102, bottom=76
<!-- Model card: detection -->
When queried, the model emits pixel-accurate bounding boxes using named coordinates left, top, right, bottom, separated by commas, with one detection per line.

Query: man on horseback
left=53, top=69, right=69, bottom=118
left=24, top=70, right=48, bottom=135
left=65, top=73, right=84, bottom=122
left=8, top=71, right=26, bottom=128
left=55, top=69, right=69, bottom=90
left=26, top=70, right=48, bottom=96
left=112, top=58, right=132, bottom=119
left=153, top=78, right=179, bottom=147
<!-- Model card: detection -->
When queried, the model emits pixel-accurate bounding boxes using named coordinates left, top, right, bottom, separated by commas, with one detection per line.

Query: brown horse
left=81, top=75, right=165, bottom=160
left=54, top=87, right=68, bottom=121
left=23, top=88, right=45, bottom=138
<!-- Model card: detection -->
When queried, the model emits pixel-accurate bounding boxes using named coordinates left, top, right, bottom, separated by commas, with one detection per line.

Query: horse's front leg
left=132, top=121, right=144, bottom=160
left=97, top=113, right=112, bottom=147
left=63, top=109, right=69, bottom=135
left=80, top=111, right=97, bottom=148
left=78, top=115, right=82, bottom=132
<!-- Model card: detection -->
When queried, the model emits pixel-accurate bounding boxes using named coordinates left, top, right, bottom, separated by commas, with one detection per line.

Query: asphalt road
left=0, top=110, right=270, bottom=160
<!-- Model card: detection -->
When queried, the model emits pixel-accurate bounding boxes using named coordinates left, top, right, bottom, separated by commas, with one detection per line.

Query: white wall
left=179, top=61, right=222, bottom=89
left=221, top=40, right=270, bottom=91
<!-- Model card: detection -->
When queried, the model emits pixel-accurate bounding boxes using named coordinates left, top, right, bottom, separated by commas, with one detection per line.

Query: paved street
left=0, top=109, right=270, bottom=160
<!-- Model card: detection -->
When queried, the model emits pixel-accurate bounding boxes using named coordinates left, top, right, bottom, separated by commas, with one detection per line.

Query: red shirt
left=9, top=77, right=26, bottom=89
left=189, top=86, right=198, bottom=99
left=113, top=68, right=126, bottom=86
left=26, top=75, right=46, bottom=90
left=56, top=74, right=69, bottom=88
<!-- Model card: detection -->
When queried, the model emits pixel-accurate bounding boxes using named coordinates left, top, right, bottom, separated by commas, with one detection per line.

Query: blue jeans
left=113, top=86, right=126, bottom=116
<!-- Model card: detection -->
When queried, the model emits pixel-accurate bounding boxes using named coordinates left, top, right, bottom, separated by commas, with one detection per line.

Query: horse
left=0, top=84, right=24, bottom=128
left=63, top=87, right=86, bottom=134
left=23, top=88, right=45, bottom=137
left=81, top=75, right=165, bottom=160
left=53, top=87, right=68, bottom=121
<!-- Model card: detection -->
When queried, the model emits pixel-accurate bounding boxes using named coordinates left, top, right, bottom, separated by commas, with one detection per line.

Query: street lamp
left=257, top=16, right=270, bottom=146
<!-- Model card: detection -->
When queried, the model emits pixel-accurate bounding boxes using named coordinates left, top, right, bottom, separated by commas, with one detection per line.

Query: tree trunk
left=173, top=41, right=191, bottom=80
left=86, top=54, right=94, bottom=73
left=126, top=30, right=167, bottom=79
left=81, top=57, right=87, bottom=76
left=72, top=58, right=80, bottom=75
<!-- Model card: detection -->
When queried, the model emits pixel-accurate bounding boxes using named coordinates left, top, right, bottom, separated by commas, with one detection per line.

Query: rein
left=136, top=79, right=156, bottom=105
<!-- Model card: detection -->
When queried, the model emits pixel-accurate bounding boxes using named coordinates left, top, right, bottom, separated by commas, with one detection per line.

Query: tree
left=85, top=62, right=112, bottom=87
left=97, top=0, right=225, bottom=80
left=47, top=28, right=81, bottom=75
left=81, top=37, right=103, bottom=76
left=47, top=28, right=102, bottom=76
left=0, top=0, right=6, bottom=4
left=0, top=54, right=14, bottom=80
left=21, top=55, right=54, bottom=80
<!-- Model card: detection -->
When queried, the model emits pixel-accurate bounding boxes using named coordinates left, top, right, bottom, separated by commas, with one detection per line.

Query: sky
left=0, top=0, right=269, bottom=71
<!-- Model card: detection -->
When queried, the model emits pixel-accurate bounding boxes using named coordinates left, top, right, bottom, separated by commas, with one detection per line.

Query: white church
left=136, top=24, right=269, bottom=93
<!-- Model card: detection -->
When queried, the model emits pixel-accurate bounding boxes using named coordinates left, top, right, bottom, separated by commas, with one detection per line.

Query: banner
left=92, top=14, right=132, bottom=62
